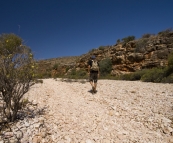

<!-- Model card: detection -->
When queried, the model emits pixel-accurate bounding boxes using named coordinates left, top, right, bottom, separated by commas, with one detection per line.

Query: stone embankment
left=1, top=79, right=173, bottom=143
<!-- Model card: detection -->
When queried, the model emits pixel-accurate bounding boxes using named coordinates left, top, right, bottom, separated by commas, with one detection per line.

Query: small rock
left=4, top=132, right=13, bottom=138
left=168, top=137, right=173, bottom=143
left=109, top=110, right=114, bottom=116
left=24, top=121, right=30, bottom=127
left=16, top=131, right=23, bottom=139
left=103, top=139, right=111, bottom=143
left=32, top=136, right=38, bottom=143
left=40, top=131, right=47, bottom=138
left=86, top=139, right=94, bottom=143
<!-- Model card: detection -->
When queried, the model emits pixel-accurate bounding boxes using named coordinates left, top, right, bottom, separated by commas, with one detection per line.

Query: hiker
left=88, top=55, right=100, bottom=93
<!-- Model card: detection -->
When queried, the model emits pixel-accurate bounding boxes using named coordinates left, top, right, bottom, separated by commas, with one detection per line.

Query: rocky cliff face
left=37, top=32, right=173, bottom=77
left=76, top=32, right=173, bottom=76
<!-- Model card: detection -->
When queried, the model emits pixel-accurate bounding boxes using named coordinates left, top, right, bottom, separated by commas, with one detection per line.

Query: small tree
left=0, top=33, right=35, bottom=122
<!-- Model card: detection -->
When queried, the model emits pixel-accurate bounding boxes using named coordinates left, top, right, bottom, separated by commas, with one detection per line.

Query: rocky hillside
left=37, top=30, right=173, bottom=77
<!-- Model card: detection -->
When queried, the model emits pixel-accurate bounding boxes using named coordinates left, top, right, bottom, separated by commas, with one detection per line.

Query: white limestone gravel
left=1, top=78, right=173, bottom=143
left=25, top=78, right=173, bottom=143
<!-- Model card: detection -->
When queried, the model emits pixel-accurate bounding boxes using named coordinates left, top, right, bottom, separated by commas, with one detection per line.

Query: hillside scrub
left=34, top=29, right=173, bottom=83
left=0, top=33, right=35, bottom=122
left=122, top=36, right=135, bottom=43
left=118, top=52, right=173, bottom=83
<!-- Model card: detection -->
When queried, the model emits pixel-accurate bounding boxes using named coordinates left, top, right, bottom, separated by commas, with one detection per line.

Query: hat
left=91, top=55, right=96, bottom=59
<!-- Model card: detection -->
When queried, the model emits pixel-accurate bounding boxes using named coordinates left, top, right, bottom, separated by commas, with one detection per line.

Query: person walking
left=88, top=55, right=100, bottom=93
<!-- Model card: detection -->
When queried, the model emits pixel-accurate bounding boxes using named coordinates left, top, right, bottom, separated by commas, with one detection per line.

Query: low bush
left=158, top=28, right=172, bottom=36
left=89, top=48, right=96, bottom=53
left=129, top=69, right=148, bottom=80
left=161, top=73, right=173, bottom=83
left=99, top=58, right=112, bottom=76
left=141, top=68, right=165, bottom=82
left=122, top=36, right=135, bottom=43
left=135, top=39, right=149, bottom=53
left=66, top=69, right=87, bottom=79
left=118, top=74, right=132, bottom=80
left=98, top=46, right=105, bottom=51
left=52, top=63, right=59, bottom=70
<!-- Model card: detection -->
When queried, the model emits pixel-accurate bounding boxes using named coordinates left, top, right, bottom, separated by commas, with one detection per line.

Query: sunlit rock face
left=37, top=32, right=173, bottom=76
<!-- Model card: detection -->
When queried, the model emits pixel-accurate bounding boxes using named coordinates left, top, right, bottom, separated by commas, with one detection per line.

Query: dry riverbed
left=1, top=78, right=173, bottom=143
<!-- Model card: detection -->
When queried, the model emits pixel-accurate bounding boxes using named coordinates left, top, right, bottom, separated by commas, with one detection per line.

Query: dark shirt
left=88, top=60, right=99, bottom=73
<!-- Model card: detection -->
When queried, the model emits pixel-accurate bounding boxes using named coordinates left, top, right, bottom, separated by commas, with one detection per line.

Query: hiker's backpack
left=91, top=60, right=99, bottom=71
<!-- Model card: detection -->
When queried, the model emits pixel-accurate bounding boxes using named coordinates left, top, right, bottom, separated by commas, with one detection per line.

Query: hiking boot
left=92, top=87, right=97, bottom=93
left=92, top=87, right=94, bottom=92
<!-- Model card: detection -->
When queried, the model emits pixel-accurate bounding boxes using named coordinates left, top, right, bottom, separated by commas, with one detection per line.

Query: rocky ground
left=1, top=78, right=173, bottom=143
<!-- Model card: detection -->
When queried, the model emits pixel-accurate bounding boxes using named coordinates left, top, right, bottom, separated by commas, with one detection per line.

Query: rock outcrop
left=37, top=31, right=173, bottom=77
left=76, top=32, right=173, bottom=76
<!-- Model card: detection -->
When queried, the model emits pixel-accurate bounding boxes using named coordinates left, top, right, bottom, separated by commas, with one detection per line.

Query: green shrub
left=141, top=68, right=165, bottom=82
left=70, top=69, right=76, bottom=76
left=168, top=52, right=173, bottom=68
left=98, top=46, right=105, bottom=50
left=77, top=69, right=87, bottom=77
left=99, top=58, right=112, bottom=76
left=99, top=74, right=116, bottom=80
left=160, top=52, right=173, bottom=78
left=66, top=69, right=87, bottom=79
left=161, top=73, right=173, bottom=83
left=129, top=69, right=148, bottom=80
left=66, top=67, right=70, bottom=72
left=42, top=72, right=51, bottom=78
left=135, top=39, right=149, bottom=53
left=122, top=36, right=135, bottom=44
left=118, top=74, right=132, bottom=80
left=52, top=63, right=59, bottom=70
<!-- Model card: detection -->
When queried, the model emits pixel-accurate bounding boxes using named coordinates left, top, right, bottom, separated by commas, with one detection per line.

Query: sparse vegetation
left=89, top=48, right=96, bottom=53
left=33, top=30, right=173, bottom=84
left=98, top=46, right=105, bottom=51
left=142, top=33, right=152, bottom=38
left=117, top=52, right=173, bottom=83
left=66, top=69, right=87, bottom=79
left=158, top=28, right=173, bottom=36
left=140, top=68, right=165, bottom=82
left=122, top=36, right=135, bottom=44
left=52, top=63, right=59, bottom=70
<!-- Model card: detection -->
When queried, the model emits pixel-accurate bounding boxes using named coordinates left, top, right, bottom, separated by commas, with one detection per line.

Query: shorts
left=89, top=72, right=98, bottom=83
